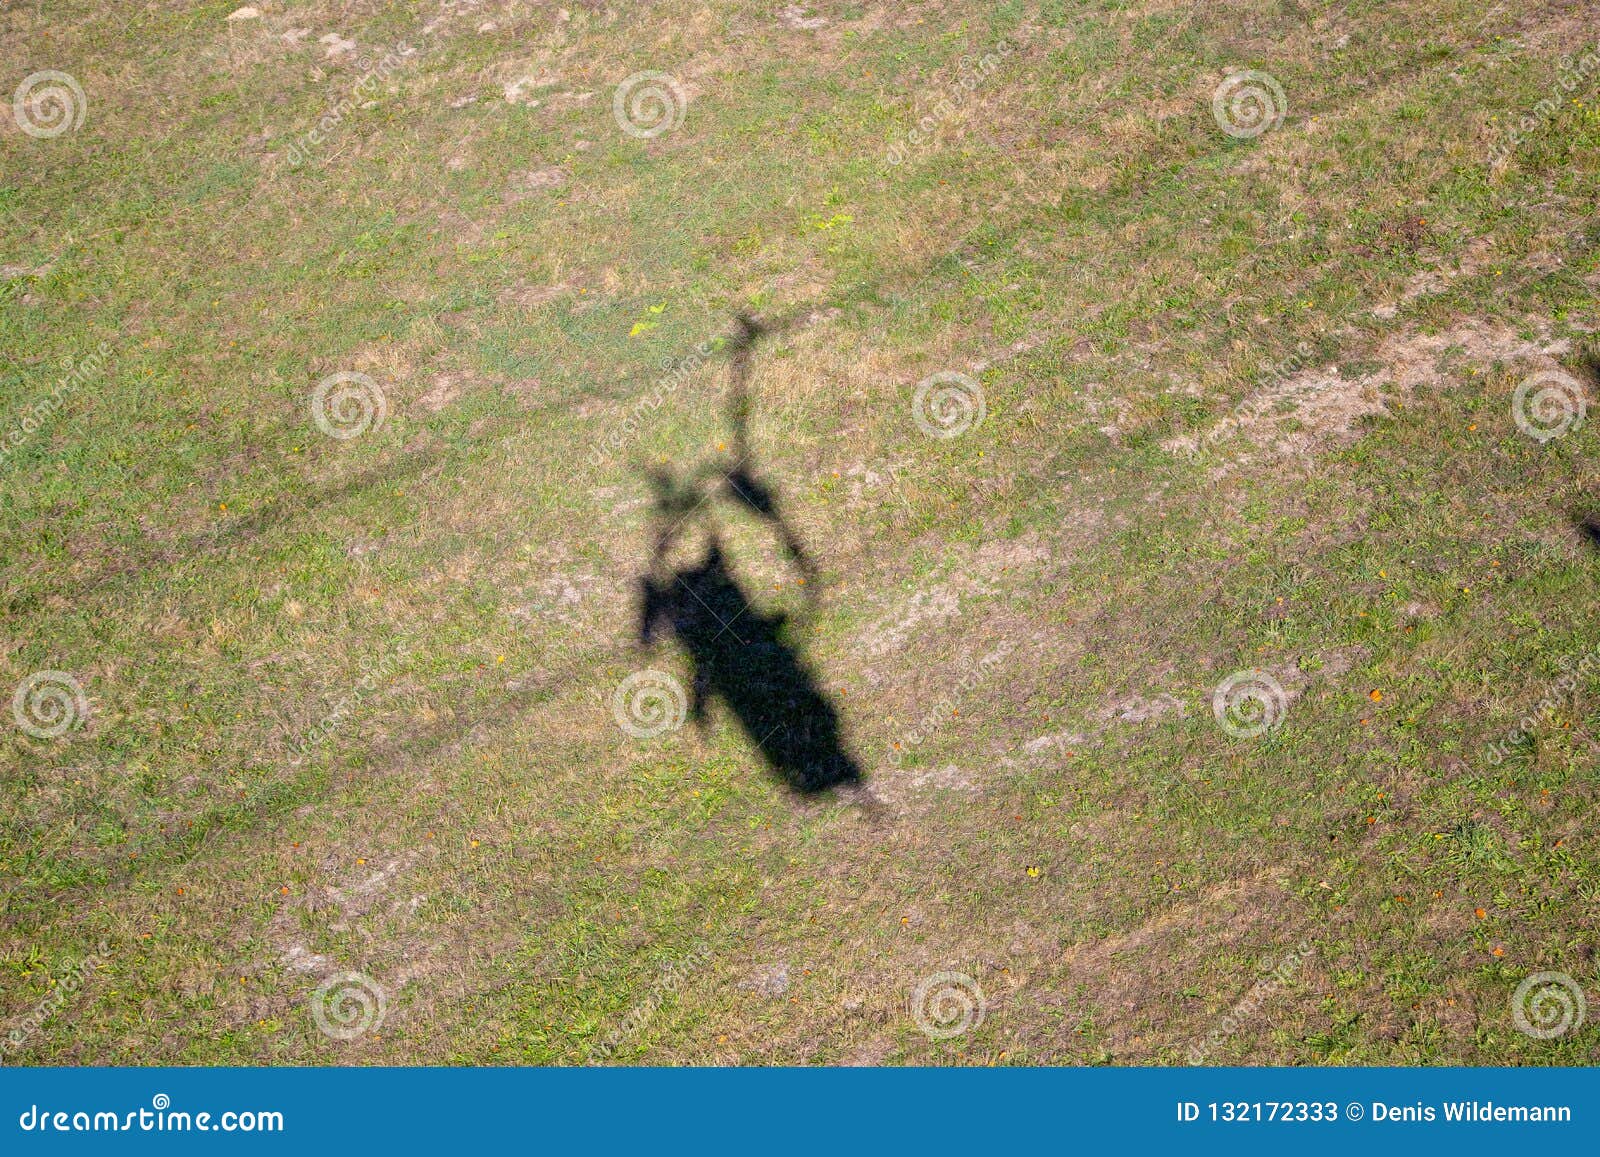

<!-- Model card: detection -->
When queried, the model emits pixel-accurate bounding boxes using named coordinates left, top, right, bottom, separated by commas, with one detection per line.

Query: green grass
left=2, top=0, right=1599, bottom=1066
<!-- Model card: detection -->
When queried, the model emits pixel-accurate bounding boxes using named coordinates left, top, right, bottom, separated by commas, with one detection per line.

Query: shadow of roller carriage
left=634, top=314, right=863, bottom=795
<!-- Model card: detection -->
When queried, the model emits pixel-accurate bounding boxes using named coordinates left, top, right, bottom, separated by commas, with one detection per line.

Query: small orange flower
left=1492, top=946, right=1505, bottom=957
left=1475, top=907, right=1487, bottom=919
left=1369, top=689, right=1383, bottom=702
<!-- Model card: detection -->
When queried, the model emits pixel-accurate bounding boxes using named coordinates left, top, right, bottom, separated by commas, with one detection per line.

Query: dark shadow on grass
left=1575, top=513, right=1600, bottom=550
left=635, top=314, right=862, bottom=795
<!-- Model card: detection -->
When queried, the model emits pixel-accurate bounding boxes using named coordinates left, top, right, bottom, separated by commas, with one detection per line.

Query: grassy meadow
left=2, top=0, right=1599, bottom=1065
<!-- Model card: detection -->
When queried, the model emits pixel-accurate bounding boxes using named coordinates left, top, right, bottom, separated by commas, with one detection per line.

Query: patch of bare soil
left=498, top=281, right=573, bottom=309
left=856, top=530, right=1065, bottom=658
left=259, top=833, right=534, bottom=1044
left=1018, top=647, right=1363, bottom=764
left=868, top=762, right=982, bottom=812
left=1165, top=318, right=1572, bottom=462
left=1393, top=237, right=1495, bottom=307
left=777, top=5, right=829, bottom=32
left=414, top=374, right=464, bottom=413
left=504, top=167, right=568, bottom=202
left=507, top=570, right=623, bottom=635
